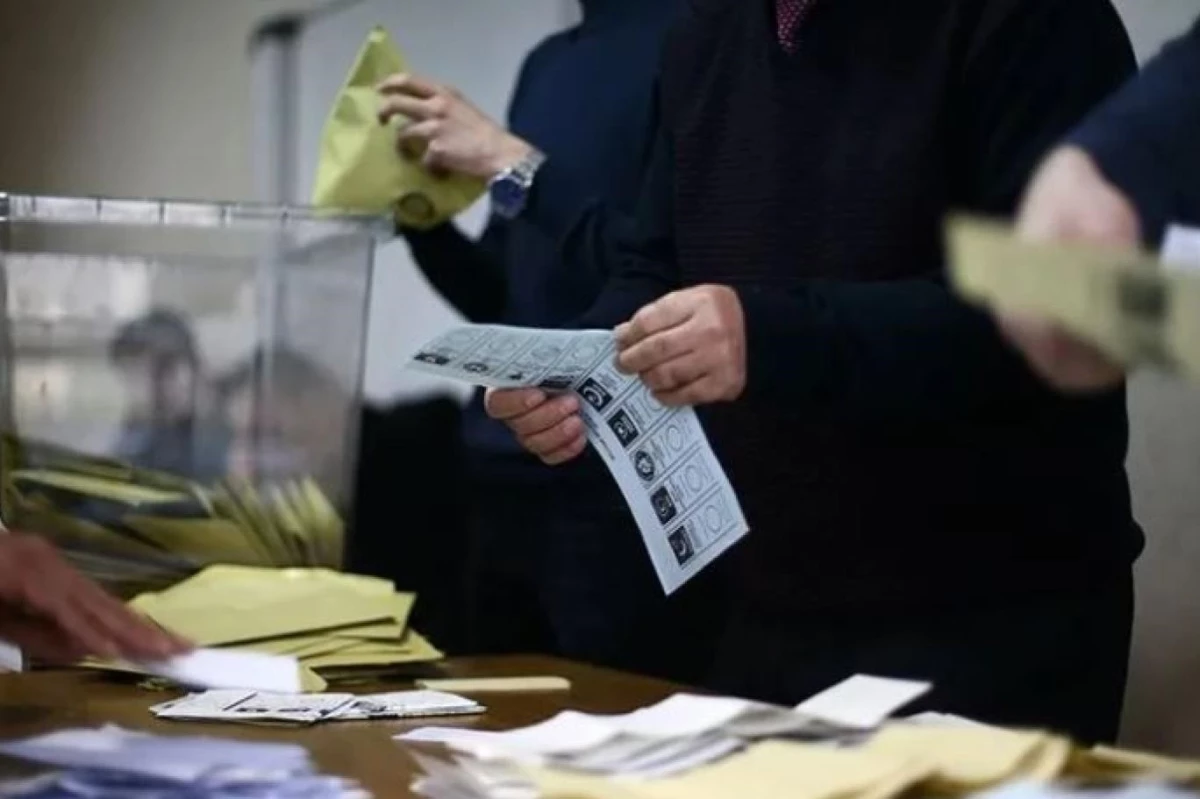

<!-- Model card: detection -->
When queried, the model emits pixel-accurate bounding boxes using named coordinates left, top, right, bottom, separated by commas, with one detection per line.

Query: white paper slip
left=1163, top=224, right=1200, bottom=271
left=331, top=690, right=485, bottom=721
left=154, top=689, right=356, bottom=725
left=0, top=638, right=23, bottom=672
left=407, top=324, right=749, bottom=594
left=795, top=675, right=931, bottom=730
left=135, top=648, right=301, bottom=694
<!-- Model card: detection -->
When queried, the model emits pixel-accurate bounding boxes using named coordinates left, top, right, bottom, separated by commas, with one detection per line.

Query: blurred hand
left=377, top=73, right=534, bottom=179
left=1001, top=146, right=1143, bottom=393
left=0, top=534, right=192, bottom=665
left=615, top=285, right=747, bottom=406
left=484, top=388, right=587, bottom=466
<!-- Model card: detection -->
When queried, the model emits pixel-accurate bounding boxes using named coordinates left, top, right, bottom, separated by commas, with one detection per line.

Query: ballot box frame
left=0, top=190, right=392, bottom=580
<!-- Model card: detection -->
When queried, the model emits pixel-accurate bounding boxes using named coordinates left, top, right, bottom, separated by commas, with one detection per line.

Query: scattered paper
left=795, top=675, right=931, bottom=731
left=398, top=676, right=925, bottom=779
left=407, top=324, right=749, bottom=593
left=0, top=724, right=365, bottom=798
left=154, top=688, right=483, bottom=726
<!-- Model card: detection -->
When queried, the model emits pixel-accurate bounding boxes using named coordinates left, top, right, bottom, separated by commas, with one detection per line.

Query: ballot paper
left=407, top=324, right=749, bottom=593
left=946, top=216, right=1200, bottom=381
left=133, top=648, right=302, bottom=694
left=398, top=676, right=929, bottom=778
left=153, top=688, right=483, bottom=726
left=1164, top=224, right=1200, bottom=271
left=0, top=638, right=22, bottom=672
left=0, top=724, right=365, bottom=798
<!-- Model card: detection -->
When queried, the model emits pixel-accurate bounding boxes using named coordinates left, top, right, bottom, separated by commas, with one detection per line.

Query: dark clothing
left=1070, top=17, right=1200, bottom=244
left=556, top=0, right=1141, bottom=734
left=346, top=398, right=469, bottom=653
left=405, top=0, right=677, bottom=478
left=465, top=473, right=727, bottom=684
left=709, top=568, right=1133, bottom=744
left=404, top=0, right=726, bottom=679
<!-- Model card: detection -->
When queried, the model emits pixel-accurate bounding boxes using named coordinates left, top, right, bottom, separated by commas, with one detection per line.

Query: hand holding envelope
left=311, top=26, right=484, bottom=229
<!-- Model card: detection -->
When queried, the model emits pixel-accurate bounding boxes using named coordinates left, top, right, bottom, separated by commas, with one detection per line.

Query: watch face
left=490, top=177, right=525, bottom=216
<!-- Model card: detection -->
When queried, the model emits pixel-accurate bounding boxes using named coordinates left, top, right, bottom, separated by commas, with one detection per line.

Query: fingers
left=2, top=534, right=191, bottom=662
left=653, top=375, right=726, bottom=408
left=618, top=327, right=696, bottom=375
left=378, top=94, right=446, bottom=125
left=484, top=389, right=587, bottom=465
left=377, top=73, right=440, bottom=99
left=639, top=352, right=708, bottom=394
left=0, top=616, right=89, bottom=665
left=396, top=119, right=440, bottom=159
left=615, top=293, right=695, bottom=350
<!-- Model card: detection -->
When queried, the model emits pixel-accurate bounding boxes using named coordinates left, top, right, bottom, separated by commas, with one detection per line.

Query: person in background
left=375, top=0, right=727, bottom=683
left=483, top=0, right=1141, bottom=742
left=0, top=532, right=191, bottom=664
left=109, top=309, right=228, bottom=480
left=998, top=17, right=1200, bottom=393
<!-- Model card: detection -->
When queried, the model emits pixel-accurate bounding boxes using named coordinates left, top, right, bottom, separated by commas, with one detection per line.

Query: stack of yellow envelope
left=507, top=723, right=1200, bottom=799
left=79, top=565, right=442, bottom=692
left=0, top=435, right=344, bottom=599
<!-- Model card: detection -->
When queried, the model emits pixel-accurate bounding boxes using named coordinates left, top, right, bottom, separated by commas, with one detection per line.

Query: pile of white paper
left=0, top=724, right=367, bottom=798
left=152, top=689, right=484, bottom=726
left=398, top=675, right=930, bottom=780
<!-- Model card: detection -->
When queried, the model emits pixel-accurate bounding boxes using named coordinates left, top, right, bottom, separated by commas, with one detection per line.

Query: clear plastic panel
left=0, top=193, right=388, bottom=597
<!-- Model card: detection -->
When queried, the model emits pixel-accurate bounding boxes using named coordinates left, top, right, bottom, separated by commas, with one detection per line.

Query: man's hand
left=0, top=534, right=192, bottom=665
left=1000, top=146, right=1142, bottom=393
left=484, top=388, right=587, bottom=465
left=614, top=285, right=747, bottom=406
left=377, top=73, right=534, bottom=179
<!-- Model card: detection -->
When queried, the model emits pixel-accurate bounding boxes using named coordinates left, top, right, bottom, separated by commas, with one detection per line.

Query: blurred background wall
left=0, top=0, right=1199, bottom=752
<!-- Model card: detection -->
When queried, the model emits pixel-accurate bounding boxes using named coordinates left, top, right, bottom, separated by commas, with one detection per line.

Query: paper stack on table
left=399, top=676, right=930, bottom=779
left=150, top=688, right=483, bottom=726
left=79, top=565, right=443, bottom=692
left=410, top=714, right=1200, bottom=799
left=0, top=724, right=367, bottom=798
left=946, top=217, right=1200, bottom=382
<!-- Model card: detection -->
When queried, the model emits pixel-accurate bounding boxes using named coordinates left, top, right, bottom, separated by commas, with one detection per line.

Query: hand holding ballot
left=484, top=389, right=587, bottom=466
left=614, top=285, right=748, bottom=407
left=0, top=533, right=191, bottom=664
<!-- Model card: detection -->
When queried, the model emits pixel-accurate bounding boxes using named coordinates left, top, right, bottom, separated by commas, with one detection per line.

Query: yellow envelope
left=864, top=724, right=1066, bottom=791
left=311, top=25, right=484, bottom=229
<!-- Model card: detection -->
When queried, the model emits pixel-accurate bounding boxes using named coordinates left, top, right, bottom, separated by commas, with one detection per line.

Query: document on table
left=407, top=324, right=749, bottom=594
left=153, top=688, right=483, bottom=725
left=135, top=648, right=302, bottom=694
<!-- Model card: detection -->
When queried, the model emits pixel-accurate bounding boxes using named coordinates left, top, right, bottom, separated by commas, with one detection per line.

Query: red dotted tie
left=776, top=0, right=818, bottom=52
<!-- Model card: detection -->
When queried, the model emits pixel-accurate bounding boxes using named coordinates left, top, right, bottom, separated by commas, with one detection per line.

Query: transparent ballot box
left=0, top=193, right=390, bottom=597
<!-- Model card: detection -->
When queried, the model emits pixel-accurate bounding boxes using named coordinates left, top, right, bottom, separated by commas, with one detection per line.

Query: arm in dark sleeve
left=396, top=36, right=565, bottom=323
left=1070, top=17, right=1200, bottom=242
left=402, top=221, right=508, bottom=323
left=737, top=0, right=1137, bottom=424
left=564, top=96, right=680, bottom=330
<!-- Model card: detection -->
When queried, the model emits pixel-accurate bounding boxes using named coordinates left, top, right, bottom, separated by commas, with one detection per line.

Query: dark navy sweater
left=564, top=0, right=1143, bottom=613
left=404, top=0, right=678, bottom=484
left=1071, top=16, right=1200, bottom=244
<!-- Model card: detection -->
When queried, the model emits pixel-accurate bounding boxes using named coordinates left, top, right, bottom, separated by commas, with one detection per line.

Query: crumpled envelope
left=311, top=26, right=484, bottom=229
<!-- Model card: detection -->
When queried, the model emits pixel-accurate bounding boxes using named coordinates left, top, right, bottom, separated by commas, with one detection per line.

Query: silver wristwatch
left=488, top=149, right=547, bottom=220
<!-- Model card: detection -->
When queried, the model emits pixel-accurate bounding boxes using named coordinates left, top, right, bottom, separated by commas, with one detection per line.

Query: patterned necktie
left=776, top=0, right=818, bottom=52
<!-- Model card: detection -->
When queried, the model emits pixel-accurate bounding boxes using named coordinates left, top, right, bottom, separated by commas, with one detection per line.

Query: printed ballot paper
left=151, top=688, right=483, bottom=726
left=946, top=216, right=1200, bottom=382
left=407, top=324, right=749, bottom=593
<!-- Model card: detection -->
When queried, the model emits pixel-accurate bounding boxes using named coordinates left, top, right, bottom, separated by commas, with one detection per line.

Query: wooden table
left=0, top=656, right=682, bottom=798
